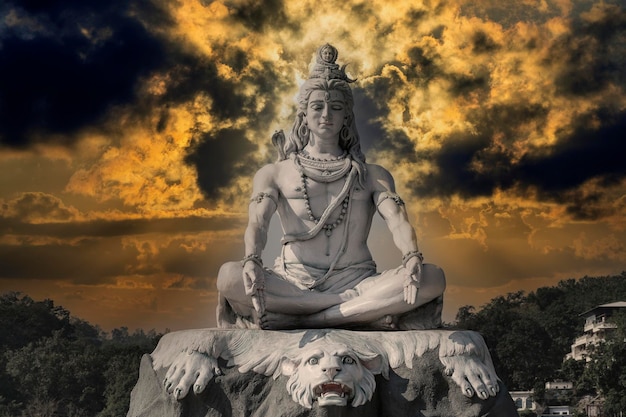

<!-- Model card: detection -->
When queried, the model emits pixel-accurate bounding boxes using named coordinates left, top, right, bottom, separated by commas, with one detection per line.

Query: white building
left=541, top=405, right=572, bottom=416
left=545, top=381, right=573, bottom=390
left=566, top=301, right=626, bottom=361
left=510, top=390, right=536, bottom=412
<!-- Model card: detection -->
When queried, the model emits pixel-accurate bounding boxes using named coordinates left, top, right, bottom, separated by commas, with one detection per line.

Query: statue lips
left=313, top=381, right=353, bottom=406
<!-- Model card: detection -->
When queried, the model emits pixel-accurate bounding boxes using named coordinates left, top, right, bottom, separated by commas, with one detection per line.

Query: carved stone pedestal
left=127, top=329, right=519, bottom=417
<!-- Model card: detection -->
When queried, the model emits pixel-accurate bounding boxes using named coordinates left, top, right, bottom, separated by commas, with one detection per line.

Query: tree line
left=0, top=292, right=162, bottom=417
left=454, top=272, right=626, bottom=415
left=1, top=272, right=625, bottom=416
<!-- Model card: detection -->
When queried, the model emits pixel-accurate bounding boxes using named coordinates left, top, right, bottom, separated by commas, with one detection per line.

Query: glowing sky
left=1, top=0, right=625, bottom=331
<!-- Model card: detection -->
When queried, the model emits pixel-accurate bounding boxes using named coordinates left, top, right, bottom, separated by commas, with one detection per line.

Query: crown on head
left=308, top=43, right=356, bottom=83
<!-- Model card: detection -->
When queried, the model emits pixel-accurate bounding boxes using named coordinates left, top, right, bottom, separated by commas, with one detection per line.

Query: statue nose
left=322, top=366, right=341, bottom=379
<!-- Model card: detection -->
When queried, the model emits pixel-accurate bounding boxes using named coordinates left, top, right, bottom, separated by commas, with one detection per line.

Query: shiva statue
left=216, top=43, right=446, bottom=330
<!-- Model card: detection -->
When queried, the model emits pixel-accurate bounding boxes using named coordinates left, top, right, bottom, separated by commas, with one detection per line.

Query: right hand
left=242, top=262, right=266, bottom=316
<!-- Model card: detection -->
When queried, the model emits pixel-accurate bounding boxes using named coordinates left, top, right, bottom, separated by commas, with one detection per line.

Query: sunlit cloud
left=0, top=0, right=624, bottom=329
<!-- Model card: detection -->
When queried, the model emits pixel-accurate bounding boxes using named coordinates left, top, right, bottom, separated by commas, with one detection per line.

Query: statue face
left=280, top=341, right=380, bottom=408
left=321, top=47, right=334, bottom=62
left=305, top=90, right=346, bottom=141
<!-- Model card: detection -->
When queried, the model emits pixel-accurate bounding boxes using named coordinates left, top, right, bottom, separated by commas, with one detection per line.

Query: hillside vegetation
left=1, top=272, right=625, bottom=415
left=455, top=272, right=626, bottom=413
left=0, top=292, right=161, bottom=417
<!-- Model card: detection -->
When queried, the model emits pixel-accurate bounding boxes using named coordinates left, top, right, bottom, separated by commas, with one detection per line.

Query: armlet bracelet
left=250, top=192, right=278, bottom=206
left=402, top=250, right=424, bottom=267
left=377, top=192, right=405, bottom=208
left=241, top=254, right=263, bottom=268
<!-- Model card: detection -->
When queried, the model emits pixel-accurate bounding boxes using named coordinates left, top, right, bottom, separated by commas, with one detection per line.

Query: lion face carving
left=280, top=341, right=383, bottom=408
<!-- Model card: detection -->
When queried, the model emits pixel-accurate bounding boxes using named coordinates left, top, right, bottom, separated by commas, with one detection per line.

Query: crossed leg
left=216, top=261, right=357, bottom=321
left=259, top=264, right=446, bottom=330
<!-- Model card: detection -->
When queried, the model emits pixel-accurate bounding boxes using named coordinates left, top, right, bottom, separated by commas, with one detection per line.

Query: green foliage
left=454, top=272, right=626, bottom=393
left=0, top=292, right=161, bottom=417
left=582, top=312, right=626, bottom=414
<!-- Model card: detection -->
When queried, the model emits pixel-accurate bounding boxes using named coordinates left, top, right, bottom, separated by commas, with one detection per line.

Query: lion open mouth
left=313, top=382, right=353, bottom=405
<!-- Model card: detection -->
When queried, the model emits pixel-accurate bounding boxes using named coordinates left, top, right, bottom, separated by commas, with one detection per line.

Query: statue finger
left=174, top=370, right=199, bottom=400
left=244, top=275, right=257, bottom=295
left=243, top=272, right=253, bottom=294
left=252, top=292, right=266, bottom=315
left=193, top=369, right=214, bottom=394
left=465, top=371, right=489, bottom=400
left=476, top=365, right=498, bottom=397
left=165, top=365, right=184, bottom=394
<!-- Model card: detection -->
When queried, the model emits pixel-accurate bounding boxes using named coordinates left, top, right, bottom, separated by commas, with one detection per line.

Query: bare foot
left=366, top=314, right=398, bottom=330
left=259, top=312, right=305, bottom=330
left=439, top=354, right=499, bottom=400
left=164, top=350, right=222, bottom=400
left=339, top=288, right=359, bottom=302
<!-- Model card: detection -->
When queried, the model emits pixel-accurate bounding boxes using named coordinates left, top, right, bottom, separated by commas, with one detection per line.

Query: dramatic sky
left=1, top=0, right=625, bottom=332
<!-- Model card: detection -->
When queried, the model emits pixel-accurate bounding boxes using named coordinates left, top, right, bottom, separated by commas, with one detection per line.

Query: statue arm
left=242, top=164, right=279, bottom=314
left=244, top=164, right=278, bottom=256
left=370, top=165, right=423, bottom=304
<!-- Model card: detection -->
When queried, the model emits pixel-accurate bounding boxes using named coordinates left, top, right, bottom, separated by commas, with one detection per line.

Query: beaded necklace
left=294, top=152, right=352, bottom=255
left=296, top=151, right=351, bottom=182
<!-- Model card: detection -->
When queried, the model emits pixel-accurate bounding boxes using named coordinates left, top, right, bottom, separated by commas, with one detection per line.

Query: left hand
left=403, top=256, right=422, bottom=304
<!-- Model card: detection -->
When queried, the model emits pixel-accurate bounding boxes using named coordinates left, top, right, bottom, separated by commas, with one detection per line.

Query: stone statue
left=126, top=44, right=520, bottom=417
left=152, top=329, right=502, bottom=408
left=216, top=43, right=446, bottom=331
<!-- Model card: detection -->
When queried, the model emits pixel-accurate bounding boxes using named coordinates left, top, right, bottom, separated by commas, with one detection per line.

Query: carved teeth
left=313, top=382, right=352, bottom=398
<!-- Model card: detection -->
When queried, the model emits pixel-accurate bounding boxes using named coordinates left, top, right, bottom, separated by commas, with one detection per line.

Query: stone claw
left=163, top=350, right=220, bottom=400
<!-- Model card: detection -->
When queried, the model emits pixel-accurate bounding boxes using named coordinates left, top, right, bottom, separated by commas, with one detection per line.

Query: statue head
left=280, top=341, right=383, bottom=408
left=318, top=43, right=338, bottom=65
left=274, top=44, right=366, bottom=181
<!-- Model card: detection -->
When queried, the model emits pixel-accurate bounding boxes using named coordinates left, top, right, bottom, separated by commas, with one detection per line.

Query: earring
left=299, top=123, right=309, bottom=138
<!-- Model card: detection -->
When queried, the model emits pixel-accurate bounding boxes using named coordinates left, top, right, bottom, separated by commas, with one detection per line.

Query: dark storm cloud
left=222, top=0, right=289, bottom=32
left=412, top=107, right=626, bottom=219
left=353, top=71, right=420, bottom=163
left=0, top=191, right=246, bottom=282
left=178, top=49, right=296, bottom=199
left=0, top=238, right=139, bottom=282
left=352, top=86, right=390, bottom=156
left=185, top=128, right=258, bottom=200
left=0, top=0, right=294, bottom=199
left=515, top=108, right=626, bottom=213
left=159, top=48, right=248, bottom=120
left=550, top=3, right=626, bottom=96
left=0, top=0, right=171, bottom=146
left=0, top=214, right=245, bottom=239
left=1, top=192, right=76, bottom=222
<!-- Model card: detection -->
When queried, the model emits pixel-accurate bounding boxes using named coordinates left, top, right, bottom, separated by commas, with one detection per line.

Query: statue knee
left=217, top=261, right=243, bottom=295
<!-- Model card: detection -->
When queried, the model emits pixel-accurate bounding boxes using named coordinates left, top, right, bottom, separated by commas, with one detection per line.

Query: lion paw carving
left=152, top=329, right=503, bottom=409
left=163, top=350, right=222, bottom=400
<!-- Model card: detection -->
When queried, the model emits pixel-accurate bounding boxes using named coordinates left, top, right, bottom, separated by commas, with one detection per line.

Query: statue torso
left=272, top=159, right=376, bottom=269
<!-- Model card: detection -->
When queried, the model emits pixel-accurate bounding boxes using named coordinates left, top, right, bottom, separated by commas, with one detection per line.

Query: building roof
left=598, top=302, right=626, bottom=308
left=580, top=301, right=626, bottom=316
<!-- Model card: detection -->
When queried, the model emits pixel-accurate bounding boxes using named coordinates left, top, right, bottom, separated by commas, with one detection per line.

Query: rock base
left=127, top=329, right=519, bottom=417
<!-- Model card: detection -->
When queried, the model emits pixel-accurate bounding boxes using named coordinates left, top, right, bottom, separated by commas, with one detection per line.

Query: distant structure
left=509, top=390, right=536, bottom=412
left=540, top=405, right=572, bottom=416
left=545, top=381, right=573, bottom=390
left=566, top=301, right=626, bottom=361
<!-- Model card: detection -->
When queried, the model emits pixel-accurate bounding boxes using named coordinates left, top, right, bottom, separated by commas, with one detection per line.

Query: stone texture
left=127, top=329, right=519, bottom=417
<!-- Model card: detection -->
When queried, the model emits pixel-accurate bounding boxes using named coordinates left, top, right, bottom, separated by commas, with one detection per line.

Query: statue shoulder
left=253, top=160, right=294, bottom=188
left=365, top=163, right=395, bottom=188
left=252, top=163, right=279, bottom=188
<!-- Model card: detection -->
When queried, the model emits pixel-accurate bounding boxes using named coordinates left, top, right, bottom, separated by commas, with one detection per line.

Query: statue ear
left=280, top=357, right=301, bottom=376
left=358, top=353, right=385, bottom=375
